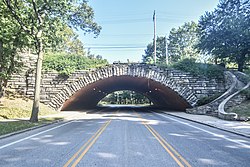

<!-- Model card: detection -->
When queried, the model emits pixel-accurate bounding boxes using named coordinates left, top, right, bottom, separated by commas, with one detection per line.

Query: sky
left=79, top=0, right=219, bottom=63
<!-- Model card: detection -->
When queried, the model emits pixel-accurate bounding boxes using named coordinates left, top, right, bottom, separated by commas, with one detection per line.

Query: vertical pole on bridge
left=153, top=10, right=156, bottom=65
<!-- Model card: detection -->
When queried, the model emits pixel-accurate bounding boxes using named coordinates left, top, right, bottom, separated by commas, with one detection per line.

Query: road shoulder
left=162, top=111, right=250, bottom=138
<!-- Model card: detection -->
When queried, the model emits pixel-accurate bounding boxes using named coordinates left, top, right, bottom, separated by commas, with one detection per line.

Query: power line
left=85, top=44, right=146, bottom=46
left=97, top=15, right=194, bottom=25
left=85, top=46, right=145, bottom=49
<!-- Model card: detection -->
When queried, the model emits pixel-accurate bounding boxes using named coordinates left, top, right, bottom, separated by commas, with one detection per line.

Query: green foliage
left=244, top=68, right=250, bottom=76
left=0, top=2, right=29, bottom=97
left=168, top=21, right=200, bottom=63
left=0, top=97, right=58, bottom=120
left=0, top=118, right=62, bottom=136
left=227, top=100, right=250, bottom=118
left=172, top=58, right=225, bottom=79
left=241, top=88, right=250, bottom=100
left=100, top=90, right=150, bottom=105
left=142, top=36, right=167, bottom=64
left=48, top=26, right=86, bottom=55
left=197, top=93, right=223, bottom=106
left=2, top=0, right=102, bottom=121
left=142, top=21, right=200, bottom=65
left=43, top=52, right=108, bottom=76
left=2, top=0, right=101, bottom=49
left=197, top=0, right=250, bottom=72
left=0, top=121, right=37, bottom=136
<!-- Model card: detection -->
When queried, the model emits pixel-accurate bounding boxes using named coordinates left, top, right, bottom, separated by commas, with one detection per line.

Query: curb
left=162, top=112, right=250, bottom=139
left=0, top=118, right=65, bottom=140
left=0, top=111, right=89, bottom=140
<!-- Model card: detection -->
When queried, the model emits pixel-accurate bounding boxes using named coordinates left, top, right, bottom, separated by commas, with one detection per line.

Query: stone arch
left=49, top=64, right=198, bottom=111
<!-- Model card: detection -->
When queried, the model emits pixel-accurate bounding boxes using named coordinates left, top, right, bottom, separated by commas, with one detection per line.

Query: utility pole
left=153, top=10, right=156, bottom=65
left=165, top=35, right=169, bottom=65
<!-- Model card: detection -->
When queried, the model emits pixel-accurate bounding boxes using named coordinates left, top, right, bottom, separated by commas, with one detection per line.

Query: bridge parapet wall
left=7, top=63, right=225, bottom=110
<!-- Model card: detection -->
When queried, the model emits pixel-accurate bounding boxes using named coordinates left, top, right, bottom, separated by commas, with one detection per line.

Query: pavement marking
left=0, top=121, right=74, bottom=150
left=144, top=123, right=185, bottom=167
left=64, top=120, right=111, bottom=167
left=145, top=123, right=192, bottom=167
left=135, top=112, right=191, bottom=167
left=154, top=112, right=250, bottom=149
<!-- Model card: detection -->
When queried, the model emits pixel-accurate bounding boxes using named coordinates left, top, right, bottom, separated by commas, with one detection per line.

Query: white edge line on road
left=154, top=112, right=250, bottom=149
left=0, top=121, right=73, bottom=150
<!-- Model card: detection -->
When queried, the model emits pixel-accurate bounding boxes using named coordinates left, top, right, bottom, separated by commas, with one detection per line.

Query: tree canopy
left=168, top=21, right=200, bottom=63
left=142, top=21, right=200, bottom=65
left=2, top=0, right=101, bottom=122
left=142, top=36, right=167, bottom=64
left=197, top=0, right=250, bottom=71
left=0, top=1, right=29, bottom=98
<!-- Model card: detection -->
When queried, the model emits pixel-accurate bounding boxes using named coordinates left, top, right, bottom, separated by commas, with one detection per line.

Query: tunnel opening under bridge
left=97, top=90, right=152, bottom=107
left=60, top=76, right=192, bottom=111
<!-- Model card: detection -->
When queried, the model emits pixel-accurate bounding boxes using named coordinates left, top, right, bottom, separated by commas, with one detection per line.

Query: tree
left=168, top=21, right=200, bottom=63
left=51, top=26, right=86, bottom=55
left=101, top=91, right=150, bottom=105
left=197, top=0, right=250, bottom=71
left=3, top=0, right=101, bottom=122
left=0, top=2, right=29, bottom=99
left=142, top=36, right=167, bottom=64
left=143, top=22, right=200, bottom=65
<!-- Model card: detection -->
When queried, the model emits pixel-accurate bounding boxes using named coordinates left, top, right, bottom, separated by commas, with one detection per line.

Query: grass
left=0, top=117, right=63, bottom=136
left=0, top=97, right=62, bottom=136
left=227, top=100, right=250, bottom=118
left=0, top=97, right=58, bottom=120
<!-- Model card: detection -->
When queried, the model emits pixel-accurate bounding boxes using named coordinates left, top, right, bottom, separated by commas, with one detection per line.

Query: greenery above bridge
left=43, top=52, right=108, bottom=76
left=0, top=0, right=249, bottom=122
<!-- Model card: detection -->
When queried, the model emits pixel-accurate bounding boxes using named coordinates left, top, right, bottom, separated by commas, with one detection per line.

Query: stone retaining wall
left=6, top=54, right=226, bottom=110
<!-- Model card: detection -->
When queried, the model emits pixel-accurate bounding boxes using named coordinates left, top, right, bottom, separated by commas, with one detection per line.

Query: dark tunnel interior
left=60, top=76, right=191, bottom=111
left=61, top=76, right=191, bottom=111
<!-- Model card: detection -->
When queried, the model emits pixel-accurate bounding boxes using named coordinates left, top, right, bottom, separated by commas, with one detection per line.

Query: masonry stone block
left=7, top=63, right=225, bottom=110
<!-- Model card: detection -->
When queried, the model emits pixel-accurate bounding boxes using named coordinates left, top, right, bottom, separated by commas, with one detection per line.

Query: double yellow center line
left=136, top=112, right=191, bottom=167
left=64, top=120, right=111, bottom=167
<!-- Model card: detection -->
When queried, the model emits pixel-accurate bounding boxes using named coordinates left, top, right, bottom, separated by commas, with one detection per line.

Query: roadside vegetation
left=227, top=100, right=250, bottom=118
left=142, top=0, right=249, bottom=110
left=0, top=0, right=101, bottom=122
left=0, top=97, right=62, bottom=136
left=196, top=93, right=223, bottom=106
left=0, top=117, right=62, bottom=136
left=241, top=88, right=250, bottom=100
left=171, top=59, right=225, bottom=79
left=43, top=52, right=108, bottom=76
left=0, top=0, right=250, bottom=125
left=0, top=97, right=58, bottom=120
left=244, top=69, right=250, bottom=76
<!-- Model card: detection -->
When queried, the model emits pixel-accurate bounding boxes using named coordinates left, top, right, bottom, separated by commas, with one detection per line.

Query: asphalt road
left=0, top=108, right=250, bottom=167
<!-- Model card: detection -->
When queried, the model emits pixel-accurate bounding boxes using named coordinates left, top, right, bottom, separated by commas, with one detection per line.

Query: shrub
left=43, top=52, right=108, bottom=76
left=172, top=58, right=225, bottom=79
left=197, top=93, right=222, bottom=106
left=241, top=88, right=250, bottom=100
left=244, top=68, right=250, bottom=77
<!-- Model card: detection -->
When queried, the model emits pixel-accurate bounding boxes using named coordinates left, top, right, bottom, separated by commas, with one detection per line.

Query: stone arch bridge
left=8, top=64, right=225, bottom=111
